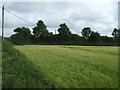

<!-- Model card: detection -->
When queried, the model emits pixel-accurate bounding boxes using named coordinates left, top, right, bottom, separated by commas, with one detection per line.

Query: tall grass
left=15, top=45, right=118, bottom=88
left=2, top=40, right=53, bottom=88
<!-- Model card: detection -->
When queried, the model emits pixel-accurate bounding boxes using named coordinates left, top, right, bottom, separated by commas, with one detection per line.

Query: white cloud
left=0, top=1, right=118, bottom=37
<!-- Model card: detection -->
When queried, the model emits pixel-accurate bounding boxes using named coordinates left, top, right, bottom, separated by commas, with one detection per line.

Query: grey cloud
left=1, top=1, right=118, bottom=37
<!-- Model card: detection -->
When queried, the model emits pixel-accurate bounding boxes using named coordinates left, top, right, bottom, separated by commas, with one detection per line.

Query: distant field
left=15, top=45, right=118, bottom=88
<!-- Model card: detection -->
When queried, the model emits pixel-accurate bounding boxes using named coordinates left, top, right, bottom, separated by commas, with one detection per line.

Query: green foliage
left=88, top=31, right=101, bottom=44
left=112, top=28, right=118, bottom=38
left=2, top=40, right=53, bottom=88
left=10, top=20, right=120, bottom=46
left=71, top=34, right=82, bottom=41
left=100, top=36, right=113, bottom=46
left=33, top=20, right=51, bottom=42
left=33, top=20, right=49, bottom=38
left=81, top=27, right=91, bottom=40
left=112, top=28, right=120, bottom=45
left=15, top=45, right=118, bottom=88
left=58, top=23, right=72, bottom=41
left=11, top=27, right=32, bottom=45
left=58, top=23, right=71, bottom=35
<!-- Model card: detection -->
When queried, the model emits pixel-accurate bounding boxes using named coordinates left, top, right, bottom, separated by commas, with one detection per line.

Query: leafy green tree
left=11, top=27, right=32, bottom=44
left=71, top=34, right=81, bottom=41
left=100, top=36, right=113, bottom=45
left=112, top=28, right=120, bottom=45
left=118, top=30, right=120, bottom=45
left=33, top=20, right=50, bottom=42
left=88, top=31, right=101, bottom=44
left=81, top=27, right=91, bottom=40
left=112, top=28, right=118, bottom=38
left=57, top=23, right=72, bottom=41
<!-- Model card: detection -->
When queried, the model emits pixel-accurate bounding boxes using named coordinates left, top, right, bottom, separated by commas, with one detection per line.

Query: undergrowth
left=2, top=40, right=53, bottom=88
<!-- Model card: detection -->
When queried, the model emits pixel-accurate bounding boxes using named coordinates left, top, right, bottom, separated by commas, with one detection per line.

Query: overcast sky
left=0, top=0, right=118, bottom=37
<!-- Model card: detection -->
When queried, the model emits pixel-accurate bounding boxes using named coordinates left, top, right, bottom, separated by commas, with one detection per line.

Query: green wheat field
left=13, top=45, right=118, bottom=88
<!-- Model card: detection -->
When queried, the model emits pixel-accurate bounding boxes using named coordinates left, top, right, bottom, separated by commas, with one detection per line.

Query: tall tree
left=88, top=31, right=101, bottom=44
left=81, top=27, right=91, bottom=40
left=57, top=23, right=72, bottom=41
left=33, top=20, right=49, bottom=41
left=11, top=27, right=32, bottom=44
left=112, top=28, right=120, bottom=45
left=112, top=28, right=118, bottom=38
left=100, top=36, right=113, bottom=45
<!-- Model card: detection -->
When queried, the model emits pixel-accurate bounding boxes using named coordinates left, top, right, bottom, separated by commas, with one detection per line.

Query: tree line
left=8, top=20, right=120, bottom=46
